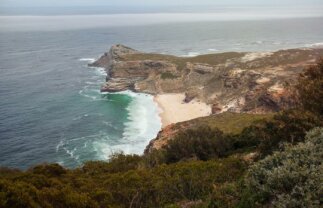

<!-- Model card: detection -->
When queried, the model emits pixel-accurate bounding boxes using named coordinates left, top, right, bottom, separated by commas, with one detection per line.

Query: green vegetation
left=297, top=59, right=323, bottom=116
left=0, top=60, right=322, bottom=207
left=0, top=158, right=245, bottom=208
left=164, top=126, right=231, bottom=163
left=243, top=128, right=323, bottom=207
left=239, top=109, right=322, bottom=157
left=174, top=112, right=273, bottom=134
left=160, top=72, right=179, bottom=79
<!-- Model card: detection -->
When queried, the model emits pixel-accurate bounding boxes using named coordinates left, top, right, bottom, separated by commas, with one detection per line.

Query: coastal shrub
left=0, top=179, right=40, bottom=208
left=208, top=182, right=243, bottom=208
left=242, top=128, right=323, bottom=207
left=82, top=153, right=143, bottom=174
left=29, top=163, right=67, bottom=177
left=141, top=149, right=166, bottom=168
left=164, top=125, right=234, bottom=163
left=233, top=109, right=322, bottom=157
left=228, top=118, right=272, bottom=152
left=90, top=158, right=245, bottom=207
left=248, top=109, right=322, bottom=156
left=258, top=109, right=322, bottom=156
left=297, top=59, right=323, bottom=116
left=0, top=158, right=246, bottom=208
left=37, top=186, right=98, bottom=208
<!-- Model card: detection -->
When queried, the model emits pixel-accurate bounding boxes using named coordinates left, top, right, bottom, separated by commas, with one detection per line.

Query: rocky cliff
left=91, top=44, right=323, bottom=113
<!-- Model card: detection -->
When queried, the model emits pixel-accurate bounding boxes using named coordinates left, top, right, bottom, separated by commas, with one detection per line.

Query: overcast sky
left=1, top=0, right=323, bottom=7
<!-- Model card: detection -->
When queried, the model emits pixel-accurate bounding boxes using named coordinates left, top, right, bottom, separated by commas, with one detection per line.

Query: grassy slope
left=172, top=112, right=273, bottom=135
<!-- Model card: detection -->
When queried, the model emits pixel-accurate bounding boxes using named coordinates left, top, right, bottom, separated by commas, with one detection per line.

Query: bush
left=234, top=109, right=322, bottom=157
left=29, top=163, right=67, bottom=177
left=297, top=59, right=323, bottom=116
left=82, top=153, right=143, bottom=174
left=141, top=149, right=166, bottom=168
left=243, top=128, right=323, bottom=207
left=0, top=179, right=40, bottom=208
left=208, top=182, right=242, bottom=208
left=164, top=126, right=234, bottom=163
left=0, top=158, right=246, bottom=208
left=37, top=186, right=98, bottom=208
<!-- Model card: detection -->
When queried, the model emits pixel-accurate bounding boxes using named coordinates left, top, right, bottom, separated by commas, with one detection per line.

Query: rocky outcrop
left=92, top=44, right=323, bottom=114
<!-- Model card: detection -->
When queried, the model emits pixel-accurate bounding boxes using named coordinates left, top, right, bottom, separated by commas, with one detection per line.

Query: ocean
left=0, top=10, right=323, bottom=169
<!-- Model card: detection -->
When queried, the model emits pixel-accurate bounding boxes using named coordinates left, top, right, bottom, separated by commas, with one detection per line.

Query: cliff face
left=92, top=44, right=323, bottom=113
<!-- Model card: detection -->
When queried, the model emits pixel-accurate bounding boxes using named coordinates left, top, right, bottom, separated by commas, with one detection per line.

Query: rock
left=184, top=92, right=195, bottom=103
left=89, top=44, right=139, bottom=69
left=144, top=124, right=179, bottom=154
left=211, top=103, right=222, bottom=114
left=224, top=78, right=241, bottom=88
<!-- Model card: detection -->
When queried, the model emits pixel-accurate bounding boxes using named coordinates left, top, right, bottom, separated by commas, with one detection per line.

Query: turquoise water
left=56, top=62, right=161, bottom=168
left=0, top=15, right=323, bottom=169
left=0, top=35, right=162, bottom=169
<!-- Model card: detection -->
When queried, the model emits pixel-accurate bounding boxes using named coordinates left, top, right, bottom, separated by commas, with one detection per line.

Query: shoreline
left=153, top=93, right=212, bottom=128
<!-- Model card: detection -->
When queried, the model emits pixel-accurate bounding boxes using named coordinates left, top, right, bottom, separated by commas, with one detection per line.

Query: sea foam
left=79, top=58, right=96, bottom=63
left=98, top=91, right=161, bottom=157
left=78, top=57, right=162, bottom=159
left=180, top=52, right=201, bottom=57
left=306, top=42, right=323, bottom=48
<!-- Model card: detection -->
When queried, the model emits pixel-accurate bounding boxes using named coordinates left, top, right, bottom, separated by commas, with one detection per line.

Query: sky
left=1, top=0, right=323, bottom=7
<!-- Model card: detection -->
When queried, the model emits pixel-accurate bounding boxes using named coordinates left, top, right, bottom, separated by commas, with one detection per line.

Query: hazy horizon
left=1, top=0, right=323, bottom=7
left=1, top=0, right=323, bottom=16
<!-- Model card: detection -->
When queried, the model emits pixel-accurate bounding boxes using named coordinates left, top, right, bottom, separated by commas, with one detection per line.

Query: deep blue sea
left=1, top=11, right=323, bottom=169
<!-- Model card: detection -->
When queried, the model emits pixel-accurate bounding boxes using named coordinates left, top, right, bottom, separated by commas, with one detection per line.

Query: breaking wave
left=99, top=91, right=161, bottom=156
left=79, top=58, right=96, bottom=63
left=306, top=42, right=323, bottom=48
left=56, top=60, right=162, bottom=166
left=180, top=52, right=201, bottom=57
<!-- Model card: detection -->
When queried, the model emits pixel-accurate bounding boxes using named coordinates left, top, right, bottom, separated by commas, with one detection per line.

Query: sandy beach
left=154, top=93, right=212, bottom=128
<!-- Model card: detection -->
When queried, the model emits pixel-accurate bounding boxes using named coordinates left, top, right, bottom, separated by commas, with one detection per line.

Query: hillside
left=145, top=112, right=272, bottom=153
left=91, top=45, right=323, bottom=113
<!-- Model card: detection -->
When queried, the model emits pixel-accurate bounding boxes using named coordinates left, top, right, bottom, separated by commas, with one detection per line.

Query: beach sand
left=154, top=93, right=212, bottom=128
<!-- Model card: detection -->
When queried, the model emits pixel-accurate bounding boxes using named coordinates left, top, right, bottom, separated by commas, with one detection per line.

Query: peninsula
left=90, top=44, right=323, bottom=125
